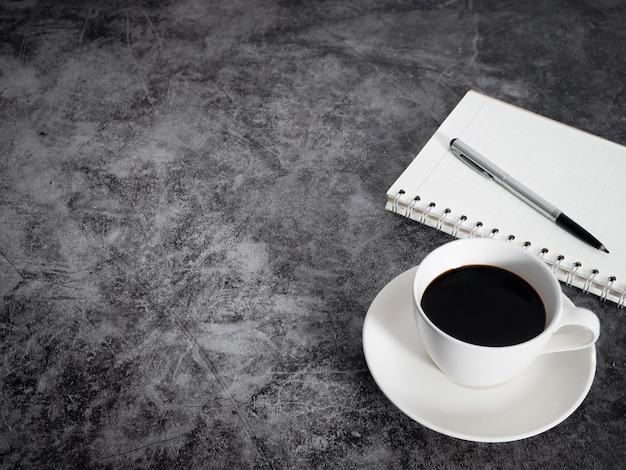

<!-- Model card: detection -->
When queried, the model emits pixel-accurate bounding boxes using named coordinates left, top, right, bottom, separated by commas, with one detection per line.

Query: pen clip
left=450, top=143, right=493, bottom=180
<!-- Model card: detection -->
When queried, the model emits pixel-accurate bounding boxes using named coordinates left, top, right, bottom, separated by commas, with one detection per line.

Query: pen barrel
left=450, top=138, right=560, bottom=220
left=450, top=138, right=606, bottom=252
left=500, top=175, right=560, bottom=221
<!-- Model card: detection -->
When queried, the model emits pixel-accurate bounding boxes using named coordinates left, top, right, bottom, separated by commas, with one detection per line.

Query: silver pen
left=450, top=138, right=609, bottom=253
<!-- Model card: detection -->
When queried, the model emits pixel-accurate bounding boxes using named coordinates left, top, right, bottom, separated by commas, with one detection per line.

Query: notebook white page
left=386, top=90, right=626, bottom=304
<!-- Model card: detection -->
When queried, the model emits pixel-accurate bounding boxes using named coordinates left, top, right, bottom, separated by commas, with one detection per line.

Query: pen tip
left=600, top=245, right=609, bottom=253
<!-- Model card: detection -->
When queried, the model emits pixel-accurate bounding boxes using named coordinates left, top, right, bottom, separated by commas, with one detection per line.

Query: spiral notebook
left=386, top=90, right=626, bottom=305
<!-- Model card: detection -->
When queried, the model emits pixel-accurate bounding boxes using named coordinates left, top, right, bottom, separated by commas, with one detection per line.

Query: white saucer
left=362, top=266, right=596, bottom=443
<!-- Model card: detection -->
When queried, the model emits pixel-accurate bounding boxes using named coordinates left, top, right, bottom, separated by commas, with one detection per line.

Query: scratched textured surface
left=1, top=0, right=625, bottom=468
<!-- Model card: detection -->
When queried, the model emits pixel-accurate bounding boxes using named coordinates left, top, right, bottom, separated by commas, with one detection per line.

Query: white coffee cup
left=412, top=238, right=600, bottom=388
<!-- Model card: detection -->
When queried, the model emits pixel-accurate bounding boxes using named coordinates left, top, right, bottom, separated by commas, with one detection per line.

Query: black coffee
left=420, top=265, right=546, bottom=347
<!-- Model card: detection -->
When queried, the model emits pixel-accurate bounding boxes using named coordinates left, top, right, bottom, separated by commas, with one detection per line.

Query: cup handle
left=541, top=305, right=600, bottom=354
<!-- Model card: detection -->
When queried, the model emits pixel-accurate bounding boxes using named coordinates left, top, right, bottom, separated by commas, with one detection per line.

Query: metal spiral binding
left=406, top=195, right=421, bottom=218
left=618, top=288, right=626, bottom=308
left=583, top=269, right=599, bottom=294
left=420, top=202, right=436, bottom=224
left=436, top=208, right=451, bottom=230
left=566, top=262, right=581, bottom=286
left=393, top=190, right=405, bottom=213
left=601, top=276, right=616, bottom=301
left=390, top=190, right=624, bottom=307
left=551, top=255, right=564, bottom=273
left=451, top=215, right=467, bottom=237
left=469, top=222, right=483, bottom=238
